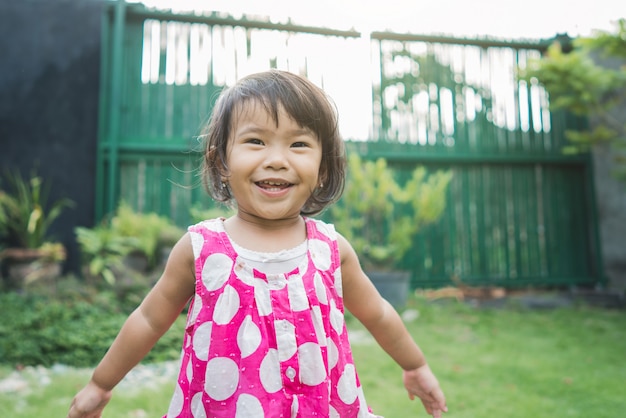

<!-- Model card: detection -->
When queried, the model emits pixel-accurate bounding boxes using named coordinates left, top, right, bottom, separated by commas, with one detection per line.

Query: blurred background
left=1, top=0, right=625, bottom=291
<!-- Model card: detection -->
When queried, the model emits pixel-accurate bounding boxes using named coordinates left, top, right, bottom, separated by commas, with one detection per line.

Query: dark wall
left=590, top=54, right=626, bottom=292
left=0, top=0, right=106, bottom=273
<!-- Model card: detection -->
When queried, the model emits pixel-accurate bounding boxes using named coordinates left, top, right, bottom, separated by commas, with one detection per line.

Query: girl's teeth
left=258, top=181, right=289, bottom=190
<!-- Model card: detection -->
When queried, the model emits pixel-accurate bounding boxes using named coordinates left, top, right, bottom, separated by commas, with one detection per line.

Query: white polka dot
left=234, top=258, right=255, bottom=286
left=334, top=269, right=343, bottom=298
left=288, top=274, right=308, bottom=311
left=315, top=220, right=336, bottom=241
left=235, top=393, right=264, bottom=417
left=166, top=383, right=184, bottom=417
left=186, top=356, right=193, bottom=382
left=254, top=281, right=272, bottom=316
left=214, top=284, right=241, bottom=325
left=298, top=342, right=326, bottom=386
left=189, top=231, right=205, bottom=255
left=328, top=339, right=338, bottom=370
left=314, top=272, right=328, bottom=305
left=237, top=315, right=261, bottom=358
left=191, top=391, right=207, bottom=418
left=187, top=294, right=203, bottom=327
left=330, top=299, right=344, bottom=336
left=275, top=319, right=297, bottom=361
left=337, top=364, right=358, bottom=405
left=358, top=388, right=369, bottom=417
left=311, top=305, right=327, bottom=346
left=259, top=349, right=282, bottom=393
left=204, top=357, right=239, bottom=401
left=330, top=405, right=340, bottom=418
left=192, top=321, right=212, bottom=361
left=291, top=396, right=299, bottom=418
left=309, top=239, right=332, bottom=271
left=202, top=253, right=233, bottom=291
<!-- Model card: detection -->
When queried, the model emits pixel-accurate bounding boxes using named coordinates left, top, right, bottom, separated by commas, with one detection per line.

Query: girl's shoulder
left=186, top=218, right=229, bottom=257
left=304, top=217, right=338, bottom=242
left=188, top=217, right=225, bottom=233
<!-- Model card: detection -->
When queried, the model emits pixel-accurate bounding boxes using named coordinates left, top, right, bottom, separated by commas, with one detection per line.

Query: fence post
left=98, top=0, right=126, bottom=220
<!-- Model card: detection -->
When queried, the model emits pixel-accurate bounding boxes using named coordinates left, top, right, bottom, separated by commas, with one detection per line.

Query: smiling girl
left=67, top=70, right=447, bottom=418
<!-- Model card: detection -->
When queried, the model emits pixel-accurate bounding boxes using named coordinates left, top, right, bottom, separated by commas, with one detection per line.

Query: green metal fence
left=97, top=1, right=604, bottom=288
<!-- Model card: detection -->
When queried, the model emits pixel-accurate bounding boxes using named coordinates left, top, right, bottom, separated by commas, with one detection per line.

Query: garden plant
left=519, top=19, right=626, bottom=179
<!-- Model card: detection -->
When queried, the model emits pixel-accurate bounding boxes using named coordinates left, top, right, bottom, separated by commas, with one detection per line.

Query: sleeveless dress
left=164, top=217, right=379, bottom=418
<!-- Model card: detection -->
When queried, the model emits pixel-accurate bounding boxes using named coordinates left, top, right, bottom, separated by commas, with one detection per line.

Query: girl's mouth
left=256, top=180, right=292, bottom=191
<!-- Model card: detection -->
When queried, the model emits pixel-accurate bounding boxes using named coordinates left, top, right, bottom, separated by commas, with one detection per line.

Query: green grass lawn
left=352, top=296, right=626, bottom=417
left=1, top=294, right=625, bottom=417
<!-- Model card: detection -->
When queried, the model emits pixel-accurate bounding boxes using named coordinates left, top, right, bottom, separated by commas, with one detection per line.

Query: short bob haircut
left=200, top=69, right=346, bottom=216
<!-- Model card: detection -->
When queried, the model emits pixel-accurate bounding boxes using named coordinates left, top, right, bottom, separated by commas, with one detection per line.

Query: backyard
left=1, top=292, right=624, bottom=417
left=1, top=3, right=625, bottom=417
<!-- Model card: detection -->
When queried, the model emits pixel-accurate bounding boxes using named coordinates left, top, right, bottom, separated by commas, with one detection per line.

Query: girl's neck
left=223, top=213, right=307, bottom=253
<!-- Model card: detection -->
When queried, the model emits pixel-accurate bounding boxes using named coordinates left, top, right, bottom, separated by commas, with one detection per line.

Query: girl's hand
left=67, top=380, right=112, bottom=418
left=403, top=364, right=448, bottom=418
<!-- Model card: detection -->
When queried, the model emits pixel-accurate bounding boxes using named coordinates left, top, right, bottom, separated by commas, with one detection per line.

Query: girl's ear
left=210, top=146, right=230, bottom=178
left=317, top=169, right=328, bottom=189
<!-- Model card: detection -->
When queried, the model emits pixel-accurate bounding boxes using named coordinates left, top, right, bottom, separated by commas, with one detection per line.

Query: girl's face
left=225, top=102, right=323, bottom=224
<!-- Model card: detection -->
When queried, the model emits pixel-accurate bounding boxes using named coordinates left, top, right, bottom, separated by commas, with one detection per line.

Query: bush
left=75, top=202, right=185, bottom=286
left=331, top=153, right=452, bottom=270
left=110, top=201, right=184, bottom=268
left=519, top=19, right=626, bottom=179
left=0, top=281, right=186, bottom=367
left=0, top=169, right=74, bottom=250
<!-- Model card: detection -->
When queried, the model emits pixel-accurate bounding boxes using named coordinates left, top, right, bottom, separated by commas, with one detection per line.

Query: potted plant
left=0, top=170, right=74, bottom=290
left=75, top=201, right=185, bottom=286
left=330, top=153, right=453, bottom=306
left=75, top=223, right=137, bottom=286
left=109, top=201, right=184, bottom=271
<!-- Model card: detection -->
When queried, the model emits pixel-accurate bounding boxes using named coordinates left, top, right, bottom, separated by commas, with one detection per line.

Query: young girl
left=67, top=70, right=447, bottom=418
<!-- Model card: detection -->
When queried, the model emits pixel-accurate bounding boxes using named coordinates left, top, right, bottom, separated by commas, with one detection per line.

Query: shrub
left=0, top=282, right=185, bottom=367
left=0, top=169, right=74, bottom=250
left=109, top=201, right=184, bottom=268
left=75, top=202, right=185, bottom=286
left=331, top=153, right=453, bottom=270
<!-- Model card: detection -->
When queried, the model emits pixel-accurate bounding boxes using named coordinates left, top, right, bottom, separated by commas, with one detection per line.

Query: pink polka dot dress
left=164, top=217, right=380, bottom=417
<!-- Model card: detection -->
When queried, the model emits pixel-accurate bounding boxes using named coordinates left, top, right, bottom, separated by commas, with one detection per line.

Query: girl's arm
left=67, top=233, right=196, bottom=418
left=337, top=234, right=447, bottom=417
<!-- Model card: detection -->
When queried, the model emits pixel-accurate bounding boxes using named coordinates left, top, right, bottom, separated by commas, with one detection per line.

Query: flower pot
left=366, top=270, right=411, bottom=308
left=1, top=248, right=62, bottom=291
left=123, top=251, right=150, bottom=272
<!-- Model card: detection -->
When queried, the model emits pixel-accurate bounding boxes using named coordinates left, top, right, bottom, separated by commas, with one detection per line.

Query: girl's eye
left=291, top=141, right=309, bottom=148
left=246, top=138, right=264, bottom=145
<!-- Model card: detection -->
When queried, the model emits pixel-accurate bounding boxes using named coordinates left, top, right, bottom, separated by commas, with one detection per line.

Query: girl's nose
left=263, top=147, right=289, bottom=170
